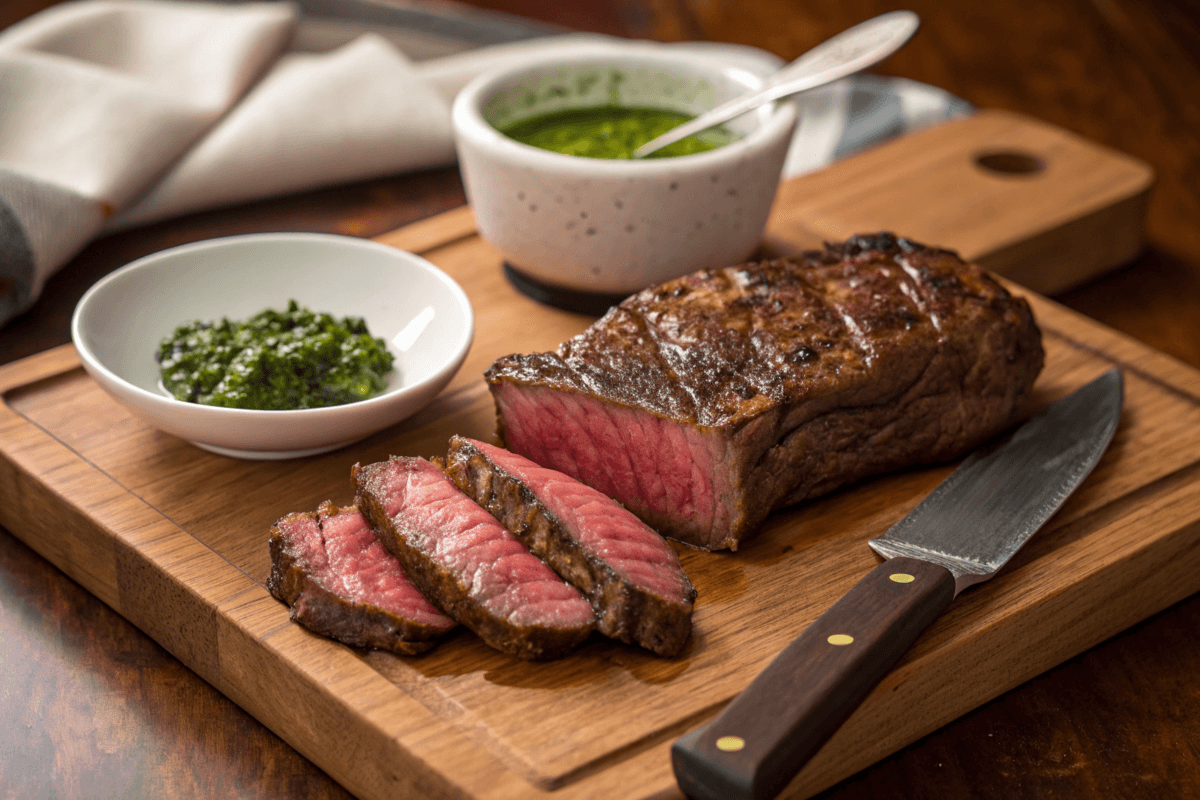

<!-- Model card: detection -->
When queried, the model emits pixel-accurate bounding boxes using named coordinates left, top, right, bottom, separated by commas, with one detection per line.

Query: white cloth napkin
left=0, top=0, right=970, bottom=327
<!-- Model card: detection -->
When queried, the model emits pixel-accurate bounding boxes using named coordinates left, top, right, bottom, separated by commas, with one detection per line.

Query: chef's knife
left=672, top=368, right=1124, bottom=800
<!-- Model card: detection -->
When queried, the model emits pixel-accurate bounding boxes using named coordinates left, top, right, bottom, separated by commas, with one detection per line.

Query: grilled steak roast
left=486, top=233, right=1044, bottom=551
left=354, top=456, right=596, bottom=660
left=268, top=501, right=456, bottom=655
left=444, top=435, right=697, bottom=657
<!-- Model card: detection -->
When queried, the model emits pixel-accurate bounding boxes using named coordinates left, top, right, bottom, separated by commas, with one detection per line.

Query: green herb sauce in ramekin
left=157, top=300, right=394, bottom=410
left=501, top=106, right=737, bottom=159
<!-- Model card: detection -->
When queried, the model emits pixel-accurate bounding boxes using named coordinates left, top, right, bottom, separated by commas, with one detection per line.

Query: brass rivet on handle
left=827, top=634, right=854, bottom=646
left=890, top=573, right=915, bottom=583
left=716, top=736, right=745, bottom=751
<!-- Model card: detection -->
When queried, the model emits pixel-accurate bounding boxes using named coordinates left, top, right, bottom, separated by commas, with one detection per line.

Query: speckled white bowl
left=452, top=49, right=798, bottom=296
left=72, top=233, right=474, bottom=460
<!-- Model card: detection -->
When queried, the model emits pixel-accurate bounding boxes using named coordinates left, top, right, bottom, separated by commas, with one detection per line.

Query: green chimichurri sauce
left=500, top=106, right=737, bottom=159
left=156, top=300, right=395, bottom=411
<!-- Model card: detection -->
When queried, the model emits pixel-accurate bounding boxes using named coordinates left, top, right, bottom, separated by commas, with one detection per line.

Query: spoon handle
left=631, top=10, right=920, bottom=159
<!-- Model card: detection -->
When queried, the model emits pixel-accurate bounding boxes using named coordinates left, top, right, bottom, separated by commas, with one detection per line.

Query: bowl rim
left=451, top=48, right=798, bottom=175
left=70, top=231, right=475, bottom=422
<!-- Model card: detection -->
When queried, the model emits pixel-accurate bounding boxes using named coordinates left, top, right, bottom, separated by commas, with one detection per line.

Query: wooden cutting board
left=2, top=110, right=1192, bottom=800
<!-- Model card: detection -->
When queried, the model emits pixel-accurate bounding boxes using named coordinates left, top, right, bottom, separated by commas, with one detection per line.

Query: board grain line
left=1, top=366, right=266, bottom=597
left=1046, top=457, right=1200, bottom=546
left=1041, top=326, right=1200, bottom=406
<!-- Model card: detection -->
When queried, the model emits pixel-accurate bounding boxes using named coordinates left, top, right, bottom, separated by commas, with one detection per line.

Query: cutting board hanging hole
left=765, top=111, right=1154, bottom=294
left=974, top=150, right=1045, bottom=175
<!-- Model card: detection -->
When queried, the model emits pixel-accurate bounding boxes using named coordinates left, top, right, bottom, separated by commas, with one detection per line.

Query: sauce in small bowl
left=451, top=47, right=797, bottom=299
left=501, top=106, right=737, bottom=160
left=72, top=233, right=474, bottom=460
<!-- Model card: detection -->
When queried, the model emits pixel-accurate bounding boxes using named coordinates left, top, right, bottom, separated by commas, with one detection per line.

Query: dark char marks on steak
left=268, top=501, right=456, bottom=655
left=444, top=435, right=696, bottom=657
left=486, top=233, right=1045, bottom=551
left=353, top=456, right=596, bottom=660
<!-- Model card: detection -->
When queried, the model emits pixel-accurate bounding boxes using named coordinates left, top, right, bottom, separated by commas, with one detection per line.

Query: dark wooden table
left=3, top=1, right=1199, bottom=797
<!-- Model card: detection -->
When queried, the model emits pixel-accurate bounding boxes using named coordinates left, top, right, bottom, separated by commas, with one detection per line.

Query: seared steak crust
left=268, top=501, right=455, bottom=655
left=354, top=456, right=596, bottom=660
left=486, top=233, right=1045, bottom=550
left=444, top=436, right=696, bottom=657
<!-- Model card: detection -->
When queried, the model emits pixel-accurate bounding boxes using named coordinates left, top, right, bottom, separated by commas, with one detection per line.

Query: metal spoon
left=631, top=10, right=920, bottom=159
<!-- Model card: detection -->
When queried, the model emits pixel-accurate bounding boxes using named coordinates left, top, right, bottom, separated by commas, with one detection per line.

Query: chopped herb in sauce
left=156, top=300, right=394, bottom=410
left=501, top=106, right=737, bottom=160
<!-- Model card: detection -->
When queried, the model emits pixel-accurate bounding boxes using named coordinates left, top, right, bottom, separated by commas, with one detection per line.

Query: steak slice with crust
left=268, top=501, right=456, bottom=655
left=444, top=435, right=696, bottom=657
left=354, top=456, right=596, bottom=660
left=486, top=233, right=1045, bottom=551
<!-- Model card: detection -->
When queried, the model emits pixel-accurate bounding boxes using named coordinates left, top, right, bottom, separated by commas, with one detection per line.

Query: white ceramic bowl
left=452, top=49, right=798, bottom=296
left=71, top=233, right=474, bottom=459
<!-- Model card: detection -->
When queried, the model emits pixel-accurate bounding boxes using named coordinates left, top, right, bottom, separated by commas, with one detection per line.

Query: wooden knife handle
left=672, top=557, right=955, bottom=800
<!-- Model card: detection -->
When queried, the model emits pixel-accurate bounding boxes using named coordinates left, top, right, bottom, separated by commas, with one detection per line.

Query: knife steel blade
left=672, top=369, right=1124, bottom=800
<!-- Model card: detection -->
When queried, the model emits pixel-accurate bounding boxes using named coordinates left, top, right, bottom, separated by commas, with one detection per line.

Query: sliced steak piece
left=354, top=456, right=596, bottom=660
left=444, top=435, right=696, bottom=657
left=486, top=233, right=1045, bottom=551
left=268, top=501, right=456, bottom=655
